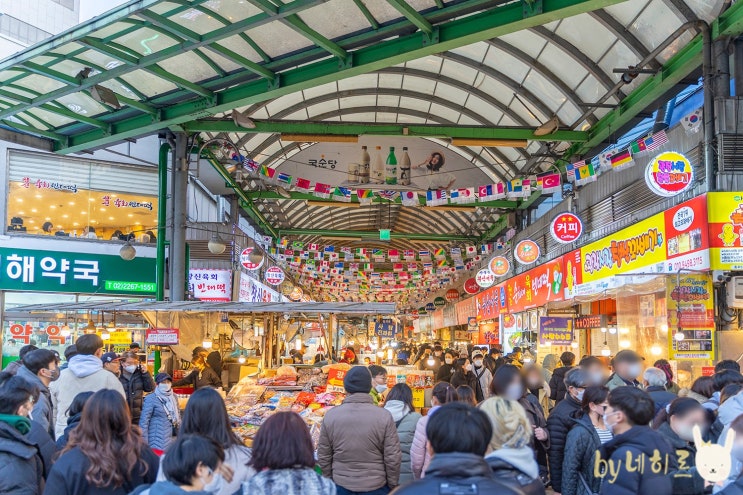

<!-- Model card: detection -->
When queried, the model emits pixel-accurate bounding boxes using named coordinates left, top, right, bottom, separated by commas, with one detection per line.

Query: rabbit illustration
left=694, top=425, right=734, bottom=483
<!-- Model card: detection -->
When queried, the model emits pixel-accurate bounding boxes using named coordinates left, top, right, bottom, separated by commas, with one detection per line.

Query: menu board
left=667, top=274, right=715, bottom=360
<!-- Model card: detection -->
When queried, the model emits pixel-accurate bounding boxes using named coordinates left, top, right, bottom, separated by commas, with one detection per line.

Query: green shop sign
left=0, top=247, right=156, bottom=295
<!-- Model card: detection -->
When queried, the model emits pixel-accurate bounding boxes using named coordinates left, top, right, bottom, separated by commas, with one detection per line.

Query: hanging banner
left=456, top=297, right=477, bottom=325
left=514, top=240, right=540, bottom=265
left=550, top=212, right=583, bottom=244
left=667, top=274, right=715, bottom=360
left=538, top=317, right=574, bottom=345
left=477, top=320, right=499, bottom=345
left=505, top=256, right=564, bottom=313
left=645, top=151, right=694, bottom=197
left=238, top=272, right=281, bottom=302
left=188, top=269, right=232, bottom=302
left=476, top=285, right=501, bottom=321
left=145, top=328, right=180, bottom=346
left=708, top=192, right=743, bottom=270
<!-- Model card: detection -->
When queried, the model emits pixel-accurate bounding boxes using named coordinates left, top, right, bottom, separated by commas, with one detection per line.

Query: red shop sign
left=145, top=327, right=180, bottom=346
left=506, top=257, right=565, bottom=312
left=550, top=212, right=583, bottom=244
left=463, top=278, right=480, bottom=294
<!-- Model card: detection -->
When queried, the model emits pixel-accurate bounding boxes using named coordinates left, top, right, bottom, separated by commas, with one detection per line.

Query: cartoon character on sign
left=719, top=224, right=739, bottom=247
left=694, top=425, right=733, bottom=483
left=552, top=265, right=563, bottom=295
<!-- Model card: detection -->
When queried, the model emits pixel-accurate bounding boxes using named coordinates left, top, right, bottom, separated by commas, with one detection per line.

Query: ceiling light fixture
left=90, top=84, right=121, bottom=108
left=208, top=233, right=227, bottom=254
left=232, top=110, right=257, bottom=129
left=119, top=241, right=136, bottom=261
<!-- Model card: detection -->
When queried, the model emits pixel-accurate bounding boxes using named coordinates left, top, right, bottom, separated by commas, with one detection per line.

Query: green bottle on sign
left=385, top=147, right=397, bottom=185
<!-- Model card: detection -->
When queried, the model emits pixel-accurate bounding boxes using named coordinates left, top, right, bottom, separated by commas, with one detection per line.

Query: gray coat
left=240, top=468, right=336, bottom=495
left=395, top=411, right=422, bottom=484
left=17, top=365, right=54, bottom=437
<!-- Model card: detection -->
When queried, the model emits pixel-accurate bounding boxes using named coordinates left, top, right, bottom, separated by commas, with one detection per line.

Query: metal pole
left=171, top=133, right=189, bottom=301
left=735, top=38, right=743, bottom=96
left=156, top=143, right=169, bottom=302
left=702, top=23, right=717, bottom=192
left=715, top=38, right=732, bottom=98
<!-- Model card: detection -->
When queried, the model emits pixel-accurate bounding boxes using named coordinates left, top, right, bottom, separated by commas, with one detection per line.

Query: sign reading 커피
left=550, top=212, right=583, bottom=244
left=0, top=247, right=155, bottom=295
left=538, top=317, right=574, bottom=345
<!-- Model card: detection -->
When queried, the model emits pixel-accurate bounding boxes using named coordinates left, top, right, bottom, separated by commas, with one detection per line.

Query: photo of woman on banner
left=414, top=152, right=456, bottom=190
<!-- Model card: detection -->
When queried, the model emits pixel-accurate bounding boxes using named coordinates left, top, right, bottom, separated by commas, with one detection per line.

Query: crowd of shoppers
left=9, top=339, right=743, bottom=495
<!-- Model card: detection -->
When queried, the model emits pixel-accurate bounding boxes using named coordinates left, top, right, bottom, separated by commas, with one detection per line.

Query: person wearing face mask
left=579, top=355, right=608, bottom=387
left=17, top=348, right=60, bottom=438
left=117, top=351, right=155, bottom=425
left=546, top=367, right=589, bottom=494
left=598, top=387, right=676, bottom=495
left=450, top=357, right=478, bottom=393
left=549, top=352, right=576, bottom=406
left=435, top=350, right=456, bottom=383
left=561, top=386, right=611, bottom=495
left=131, top=434, right=225, bottom=495
left=0, top=372, right=45, bottom=494
left=471, top=351, right=493, bottom=403
left=644, top=367, right=677, bottom=415
left=369, top=365, right=389, bottom=405
left=410, top=382, right=459, bottom=479
left=606, top=350, right=645, bottom=390
left=716, top=414, right=743, bottom=494
left=491, top=364, right=549, bottom=485
left=173, top=354, right=222, bottom=391
left=654, top=398, right=708, bottom=495
left=140, top=373, right=181, bottom=452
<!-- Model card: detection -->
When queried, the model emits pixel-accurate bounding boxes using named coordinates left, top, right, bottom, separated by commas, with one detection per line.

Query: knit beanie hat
left=344, top=366, right=372, bottom=394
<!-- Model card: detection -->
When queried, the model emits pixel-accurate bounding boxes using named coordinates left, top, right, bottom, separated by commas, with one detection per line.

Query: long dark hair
left=490, top=364, right=523, bottom=397
left=64, top=389, right=148, bottom=488
left=250, top=412, right=315, bottom=471
left=456, top=385, right=477, bottom=406
left=386, top=383, right=415, bottom=411
left=180, top=387, right=243, bottom=449
left=427, top=152, right=445, bottom=171
left=453, top=357, right=469, bottom=374
left=581, top=386, right=609, bottom=414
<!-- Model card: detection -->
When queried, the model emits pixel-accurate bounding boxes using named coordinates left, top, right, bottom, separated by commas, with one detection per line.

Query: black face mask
left=46, top=367, right=60, bottom=381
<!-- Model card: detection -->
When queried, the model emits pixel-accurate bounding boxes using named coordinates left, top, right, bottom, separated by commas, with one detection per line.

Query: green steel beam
left=478, top=215, right=508, bottom=242
left=561, top=0, right=743, bottom=163
left=205, top=44, right=276, bottom=80
left=517, top=191, right=543, bottom=210
left=385, top=0, right=434, bottom=34
left=145, top=66, right=214, bottom=98
left=184, top=120, right=588, bottom=142
left=246, top=190, right=519, bottom=208
left=0, top=0, right=324, bottom=120
left=352, top=0, right=379, bottom=29
left=137, top=10, right=202, bottom=42
left=280, top=16, right=348, bottom=59
left=18, top=62, right=80, bottom=85
left=277, top=228, right=478, bottom=242
left=48, top=0, right=623, bottom=153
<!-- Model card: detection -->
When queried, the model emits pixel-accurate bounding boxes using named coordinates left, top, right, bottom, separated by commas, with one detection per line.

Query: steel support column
left=157, top=143, right=169, bottom=301
left=734, top=37, right=743, bottom=96
left=171, top=133, right=189, bottom=301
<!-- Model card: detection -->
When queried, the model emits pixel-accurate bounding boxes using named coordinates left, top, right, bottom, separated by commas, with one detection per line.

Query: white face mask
left=574, top=389, right=585, bottom=402
left=158, top=383, right=172, bottom=393
left=375, top=384, right=388, bottom=393
left=473, top=360, right=483, bottom=367
left=445, top=358, right=453, bottom=365
left=202, top=471, right=223, bottom=494
left=464, top=364, right=472, bottom=372
left=603, top=411, right=619, bottom=433
left=123, top=365, right=137, bottom=374
left=505, top=383, right=523, bottom=401
left=627, top=363, right=642, bottom=378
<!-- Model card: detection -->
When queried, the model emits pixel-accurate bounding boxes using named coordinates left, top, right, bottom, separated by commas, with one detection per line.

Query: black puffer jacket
left=391, top=452, right=522, bottom=495
left=435, top=363, right=453, bottom=383
left=655, top=422, right=705, bottom=494
left=562, top=413, right=604, bottom=495
left=56, top=412, right=81, bottom=450
left=598, top=425, right=676, bottom=495
left=0, top=420, right=44, bottom=495
left=173, top=365, right=222, bottom=391
left=28, top=419, right=57, bottom=478
left=549, top=365, right=573, bottom=404
left=486, top=452, right=546, bottom=495
left=119, top=367, right=155, bottom=424
left=450, top=370, right=478, bottom=391
left=546, top=393, right=582, bottom=492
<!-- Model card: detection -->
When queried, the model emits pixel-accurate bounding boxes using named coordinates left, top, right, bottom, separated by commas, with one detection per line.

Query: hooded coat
left=410, top=405, right=439, bottom=479
left=562, top=413, right=606, bottom=495
left=17, top=365, right=54, bottom=437
left=546, top=393, right=582, bottom=492
left=0, top=419, right=45, bottom=495
left=598, top=425, right=676, bottom=495
left=50, top=355, right=125, bottom=439
left=384, top=400, right=422, bottom=485
left=486, top=447, right=545, bottom=495
left=390, top=452, right=522, bottom=495
left=55, top=411, right=81, bottom=450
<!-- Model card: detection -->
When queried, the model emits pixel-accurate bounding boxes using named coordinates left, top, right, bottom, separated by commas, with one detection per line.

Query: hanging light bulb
left=427, top=356, right=435, bottom=367
left=85, top=319, right=97, bottom=333
left=608, top=327, right=617, bottom=334
left=202, top=340, right=213, bottom=349
left=661, top=324, right=669, bottom=333
left=571, top=341, right=579, bottom=349
left=601, top=343, right=611, bottom=357
left=295, top=337, right=303, bottom=351
left=600, top=327, right=607, bottom=333
left=119, top=241, right=136, bottom=260
left=619, top=327, right=629, bottom=334
left=208, top=233, right=226, bottom=254
left=651, top=345, right=662, bottom=356
left=100, top=329, right=110, bottom=341
left=674, top=331, right=685, bottom=341
left=619, top=339, right=631, bottom=348
left=238, top=352, right=246, bottom=364
left=60, top=325, right=71, bottom=338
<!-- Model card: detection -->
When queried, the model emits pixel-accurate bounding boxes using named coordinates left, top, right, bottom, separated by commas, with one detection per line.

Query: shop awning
left=7, top=300, right=397, bottom=315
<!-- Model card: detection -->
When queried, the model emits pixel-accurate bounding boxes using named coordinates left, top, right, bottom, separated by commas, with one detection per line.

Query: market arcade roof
left=0, top=0, right=737, bottom=253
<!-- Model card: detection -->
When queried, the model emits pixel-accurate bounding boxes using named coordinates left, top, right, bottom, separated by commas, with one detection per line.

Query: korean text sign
left=506, top=257, right=565, bottom=313
left=374, top=318, right=398, bottom=338
left=667, top=274, right=715, bottom=360
left=0, top=247, right=155, bottom=295
left=188, top=269, right=232, bottom=302
left=538, top=317, right=573, bottom=345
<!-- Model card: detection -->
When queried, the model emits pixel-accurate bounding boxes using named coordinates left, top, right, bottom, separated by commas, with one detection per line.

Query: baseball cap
left=101, top=352, right=120, bottom=364
left=472, top=350, right=484, bottom=359
left=155, top=372, right=172, bottom=384
left=129, top=342, right=141, bottom=350
left=613, top=349, right=644, bottom=363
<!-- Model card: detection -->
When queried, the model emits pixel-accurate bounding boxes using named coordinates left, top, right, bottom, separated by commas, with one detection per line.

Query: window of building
left=0, top=14, right=53, bottom=46
left=51, top=0, right=75, bottom=10
left=6, top=150, right=159, bottom=243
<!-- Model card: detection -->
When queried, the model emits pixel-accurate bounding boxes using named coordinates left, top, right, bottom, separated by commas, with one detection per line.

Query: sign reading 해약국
left=538, top=317, right=574, bottom=345
left=0, top=247, right=156, bottom=295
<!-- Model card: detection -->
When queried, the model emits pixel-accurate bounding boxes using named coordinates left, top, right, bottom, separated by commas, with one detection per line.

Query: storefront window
left=2, top=292, right=149, bottom=367
left=6, top=150, right=158, bottom=242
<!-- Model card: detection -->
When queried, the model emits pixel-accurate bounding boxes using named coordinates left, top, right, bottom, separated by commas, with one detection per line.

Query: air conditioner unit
left=726, top=277, right=743, bottom=309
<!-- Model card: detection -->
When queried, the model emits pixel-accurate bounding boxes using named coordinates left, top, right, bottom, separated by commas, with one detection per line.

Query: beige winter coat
left=318, top=393, right=402, bottom=492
